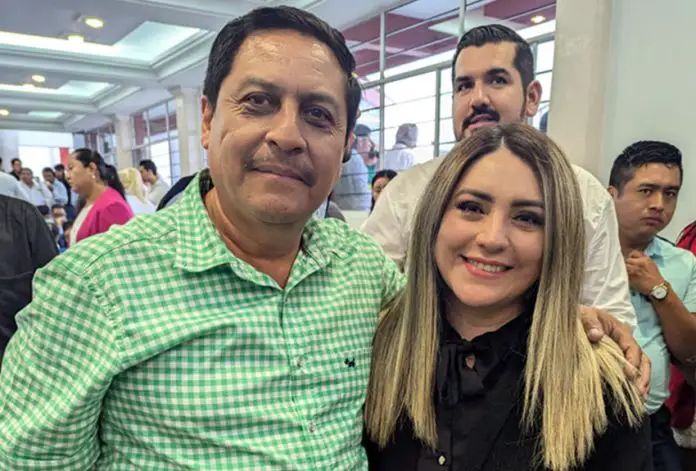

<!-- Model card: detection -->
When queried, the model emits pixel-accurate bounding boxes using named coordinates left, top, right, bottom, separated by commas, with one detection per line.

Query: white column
left=549, top=0, right=694, bottom=240
left=546, top=0, right=613, bottom=177
left=0, top=130, right=20, bottom=172
left=170, top=86, right=204, bottom=177
left=113, top=115, right=134, bottom=170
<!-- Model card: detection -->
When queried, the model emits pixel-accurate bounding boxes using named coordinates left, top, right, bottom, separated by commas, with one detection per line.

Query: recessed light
left=67, top=33, right=85, bottom=43
left=0, top=109, right=9, bottom=116
left=84, top=17, right=104, bottom=29
left=31, top=74, right=46, bottom=83
left=531, top=15, right=546, bottom=24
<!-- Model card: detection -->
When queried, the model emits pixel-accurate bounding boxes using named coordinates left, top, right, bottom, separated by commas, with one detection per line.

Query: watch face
left=652, top=285, right=668, bottom=300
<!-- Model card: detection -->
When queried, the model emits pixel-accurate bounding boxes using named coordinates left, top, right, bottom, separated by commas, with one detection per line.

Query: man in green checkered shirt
left=0, top=7, right=644, bottom=470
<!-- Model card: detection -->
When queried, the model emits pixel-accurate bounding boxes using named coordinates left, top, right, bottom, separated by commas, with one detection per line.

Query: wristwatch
left=649, top=281, right=670, bottom=301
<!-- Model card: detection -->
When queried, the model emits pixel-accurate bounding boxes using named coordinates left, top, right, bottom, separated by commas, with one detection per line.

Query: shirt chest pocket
left=304, top=346, right=372, bottom=408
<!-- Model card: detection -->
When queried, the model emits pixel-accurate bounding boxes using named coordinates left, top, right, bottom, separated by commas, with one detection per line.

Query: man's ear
left=201, top=96, right=213, bottom=151
left=608, top=186, right=619, bottom=199
left=525, top=79, right=542, bottom=118
left=343, top=132, right=356, bottom=163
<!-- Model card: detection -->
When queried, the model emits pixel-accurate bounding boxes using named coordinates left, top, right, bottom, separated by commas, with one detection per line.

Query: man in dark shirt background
left=0, top=195, right=57, bottom=364
left=9, top=158, right=22, bottom=181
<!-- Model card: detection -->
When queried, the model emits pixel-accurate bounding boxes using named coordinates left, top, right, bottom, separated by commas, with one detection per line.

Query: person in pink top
left=66, top=148, right=133, bottom=247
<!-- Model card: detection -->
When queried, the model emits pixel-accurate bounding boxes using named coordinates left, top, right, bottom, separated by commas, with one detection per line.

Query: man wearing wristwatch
left=610, top=140, right=696, bottom=471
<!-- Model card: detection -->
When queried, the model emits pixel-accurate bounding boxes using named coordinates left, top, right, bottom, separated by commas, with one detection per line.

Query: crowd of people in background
left=0, top=7, right=695, bottom=471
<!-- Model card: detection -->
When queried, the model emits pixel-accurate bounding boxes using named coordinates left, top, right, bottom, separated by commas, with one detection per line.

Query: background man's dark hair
left=51, top=204, right=65, bottom=212
left=452, top=24, right=535, bottom=91
left=203, top=6, right=361, bottom=143
left=42, top=167, right=56, bottom=177
left=609, top=140, right=683, bottom=194
left=139, top=159, right=158, bottom=176
left=54, top=163, right=65, bottom=172
left=11, top=158, right=20, bottom=166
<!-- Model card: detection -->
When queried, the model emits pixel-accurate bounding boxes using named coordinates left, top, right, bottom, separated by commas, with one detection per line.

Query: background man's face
left=43, top=171, right=55, bottom=183
left=452, top=42, right=540, bottom=141
left=20, top=169, right=33, bottom=185
left=201, top=30, right=349, bottom=225
left=12, top=161, right=21, bottom=173
left=139, top=167, right=153, bottom=184
left=355, top=135, right=372, bottom=155
left=52, top=207, right=66, bottom=222
left=611, top=164, right=682, bottom=242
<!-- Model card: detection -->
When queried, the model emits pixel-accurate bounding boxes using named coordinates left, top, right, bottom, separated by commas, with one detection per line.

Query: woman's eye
left=515, top=213, right=544, bottom=226
left=456, top=201, right=483, bottom=214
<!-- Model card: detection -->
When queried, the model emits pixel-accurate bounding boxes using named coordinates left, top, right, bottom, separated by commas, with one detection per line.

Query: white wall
left=1, top=130, right=73, bottom=177
left=18, top=131, right=73, bottom=148
left=0, top=130, right=19, bottom=172
left=551, top=0, right=694, bottom=241
left=601, top=0, right=695, bottom=241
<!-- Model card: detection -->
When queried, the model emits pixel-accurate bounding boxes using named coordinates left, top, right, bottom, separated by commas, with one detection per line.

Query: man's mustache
left=462, top=105, right=501, bottom=132
left=245, top=158, right=317, bottom=186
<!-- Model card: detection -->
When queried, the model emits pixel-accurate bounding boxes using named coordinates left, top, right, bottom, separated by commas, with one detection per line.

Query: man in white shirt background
left=0, top=171, right=30, bottom=202
left=362, top=24, right=637, bottom=330
left=382, top=123, right=418, bottom=172
left=42, top=167, right=68, bottom=207
left=139, top=159, right=170, bottom=206
left=19, top=168, right=53, bottom=209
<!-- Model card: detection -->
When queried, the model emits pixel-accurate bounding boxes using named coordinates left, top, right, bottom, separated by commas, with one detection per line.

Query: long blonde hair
left=364, top=123, right=643, bottom=470
left=118, top=168, right=148, bottom=204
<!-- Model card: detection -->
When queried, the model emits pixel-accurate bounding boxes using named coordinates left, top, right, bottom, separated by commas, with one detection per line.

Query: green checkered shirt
left=0, top=173, right=404, bottom=470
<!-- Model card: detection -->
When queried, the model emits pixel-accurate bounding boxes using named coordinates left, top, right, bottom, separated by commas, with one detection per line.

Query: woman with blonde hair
left=364, top=124, right=649, bottom=470
left=118, top=167, right=155, bottom=216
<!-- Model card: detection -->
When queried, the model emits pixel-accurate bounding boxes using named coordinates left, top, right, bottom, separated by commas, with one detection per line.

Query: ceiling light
left=84, top=17, right=104, bottom=29
left=531, top=15, right=546, bottom=24
left=67, top=33, right=85, bottom=43
left=31, top=74, right=46, bottom=83
left=0, top=109, right=9, bottom=117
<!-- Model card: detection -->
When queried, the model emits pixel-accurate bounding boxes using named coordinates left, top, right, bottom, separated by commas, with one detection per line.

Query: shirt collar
left=173, top=170, right=233, bottom=272
left=173, top=170, right=351, bottom=274
left=645, top=238, right=663, bottom=259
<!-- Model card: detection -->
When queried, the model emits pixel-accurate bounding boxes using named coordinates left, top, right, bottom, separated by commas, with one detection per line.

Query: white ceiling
left=0, top=0, right=406, bottom=133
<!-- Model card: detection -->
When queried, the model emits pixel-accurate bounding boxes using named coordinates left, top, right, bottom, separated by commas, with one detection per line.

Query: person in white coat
left=382, top=123, right=418, bottom=172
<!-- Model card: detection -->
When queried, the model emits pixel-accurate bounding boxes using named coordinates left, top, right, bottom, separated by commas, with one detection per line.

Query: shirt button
left=438, top=455, right=447, bottom=466
left=295, top=357, right=304, bottom=368
left=308, top=422, right=316, bottom=433
left=465, top=354, right=476, bottom=369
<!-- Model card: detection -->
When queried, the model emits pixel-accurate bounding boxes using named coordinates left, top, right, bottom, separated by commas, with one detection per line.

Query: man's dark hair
left=11, top=158, right=21, bottom=166
left=42, top=167, right=56, bottom=176
left=54, top=163, right=65, bottom=172
left=202, top=6, right=361, bottom=143
left=51, top=204, right=65, bottom=211
left=609, top=140, right=683, bottom=194
left=139, top=159, right=158, bottom=176
left=452, top=24, right=535, bottom=91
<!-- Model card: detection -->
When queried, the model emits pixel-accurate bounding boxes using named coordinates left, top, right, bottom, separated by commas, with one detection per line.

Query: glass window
left=536, top=40, right=555, bottom=73
left=343, top=16, right=381, bottom=78
left=340, top=0, right=557, bottom=172
left=133, top=112, right=148, bottom=147
left=130, top=98, right=182, bottom=185
left=385, top=0, right=460, bottom=72
left=536, top=71, right=553, bottom=102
